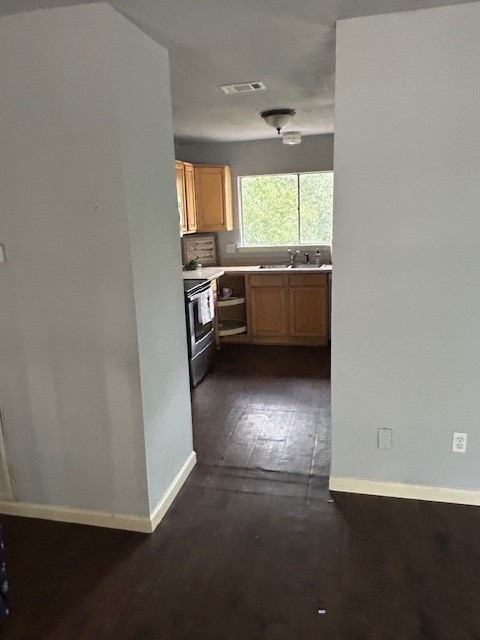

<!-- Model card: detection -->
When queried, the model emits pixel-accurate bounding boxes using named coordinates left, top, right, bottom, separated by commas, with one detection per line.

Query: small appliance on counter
left=183, top=278, right=216, bottom=387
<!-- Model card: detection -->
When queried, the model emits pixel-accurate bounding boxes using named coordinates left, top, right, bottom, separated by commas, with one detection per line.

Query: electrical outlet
left=378, top=428, right=392, bottom=449
left=452, top=432, right=467, bottom=453
left=226, top=243, right=236, bottom=254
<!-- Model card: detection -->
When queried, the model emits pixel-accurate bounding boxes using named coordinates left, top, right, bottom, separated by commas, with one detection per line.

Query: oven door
left=186, top=284, right=215, bottom=357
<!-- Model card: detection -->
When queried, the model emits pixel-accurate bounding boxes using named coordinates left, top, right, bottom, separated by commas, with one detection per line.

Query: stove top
left=183, top=278, right=209, bottom=294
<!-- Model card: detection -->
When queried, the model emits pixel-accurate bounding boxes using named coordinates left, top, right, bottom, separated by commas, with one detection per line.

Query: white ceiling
left=1, top=0, right=478, bottom=142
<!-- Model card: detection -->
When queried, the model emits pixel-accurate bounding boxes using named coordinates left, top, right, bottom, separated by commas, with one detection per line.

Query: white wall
left=176, top=134, right=334, bottom=263
left=114, top=12, right=193, bottom=512
left=0, top=3, right=193, bottom=518
left=332, top=2, right=480, bottom=490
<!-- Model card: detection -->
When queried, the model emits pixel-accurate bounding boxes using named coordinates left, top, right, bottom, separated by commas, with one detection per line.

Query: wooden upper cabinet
left=175, top=161, right=233, bottom=234
left=184, top=162, right=197, bottom=233
left=289, top=276, right=328, bottom=338
left=175, top=161, right=188, bottom=234
left=175, top=161, right=197, bottom=234
left=194, top=165, right=233, bottom=232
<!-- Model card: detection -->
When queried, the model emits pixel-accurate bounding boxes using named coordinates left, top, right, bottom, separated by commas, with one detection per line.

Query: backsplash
left=182, top=232, right=331, bottom=267
left=219, top=245, right=332, bottom=266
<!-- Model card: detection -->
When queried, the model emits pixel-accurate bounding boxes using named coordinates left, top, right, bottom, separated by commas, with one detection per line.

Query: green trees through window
left=240, top=172, right=333, bottom=247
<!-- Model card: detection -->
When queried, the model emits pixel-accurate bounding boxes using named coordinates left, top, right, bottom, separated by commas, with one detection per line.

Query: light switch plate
left=0, top=244, right=5, bottom=263
left=378, top=428, right=392, bottom=449
left=226, top=243, right=236, bottom=254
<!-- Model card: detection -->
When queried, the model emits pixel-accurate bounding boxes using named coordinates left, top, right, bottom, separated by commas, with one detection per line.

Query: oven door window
left=192, top=300, right=213, bottom=342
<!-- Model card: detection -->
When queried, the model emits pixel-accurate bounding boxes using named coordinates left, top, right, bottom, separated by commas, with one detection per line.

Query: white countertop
left=182, top=266, right=225, bottom=281
left=182, top=264, right=332, bottom=280
left=221, top=265, right=332, bottom=274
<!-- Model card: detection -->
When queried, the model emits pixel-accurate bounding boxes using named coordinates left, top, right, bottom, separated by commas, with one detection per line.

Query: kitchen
left=175, top=134, right=333, bottom=476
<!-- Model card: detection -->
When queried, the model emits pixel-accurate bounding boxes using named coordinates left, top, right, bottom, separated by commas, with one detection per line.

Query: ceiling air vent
left=219, top=81, right=266, bottom=94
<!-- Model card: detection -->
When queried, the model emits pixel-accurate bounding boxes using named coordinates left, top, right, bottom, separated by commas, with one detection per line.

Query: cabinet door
left=195, top=165, right=233, bottom=231
left=250, top=286, right=287, bottom=337
left=175, top=161, right=187, bottom=233
left=289, top=285, right=328, bottom=337
left=184, top=163, right=197, bottom=233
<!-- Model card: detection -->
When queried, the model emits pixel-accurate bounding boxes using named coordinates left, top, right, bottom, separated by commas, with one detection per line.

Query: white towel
left=198, top=288, right=214, bottom=324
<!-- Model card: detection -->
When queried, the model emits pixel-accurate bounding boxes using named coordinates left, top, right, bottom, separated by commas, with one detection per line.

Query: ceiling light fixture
left=260, top=108, right=297, bottom=135
left=282, top=131, right=302, bottom=145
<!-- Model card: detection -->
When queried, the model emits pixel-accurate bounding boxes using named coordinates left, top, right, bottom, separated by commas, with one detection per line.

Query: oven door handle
left=188, top=287, right=212, bottom=303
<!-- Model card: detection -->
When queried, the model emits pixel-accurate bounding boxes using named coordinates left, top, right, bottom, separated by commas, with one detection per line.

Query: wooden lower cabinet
left=289, top=285, right=328, bottom=337
left=250, top=285, right=287, bottom=337
left=246, top=273, right=329, bottom=345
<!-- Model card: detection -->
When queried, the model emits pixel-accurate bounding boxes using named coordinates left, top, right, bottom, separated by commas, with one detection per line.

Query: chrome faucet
left=287, top=249, right=300, bottom=267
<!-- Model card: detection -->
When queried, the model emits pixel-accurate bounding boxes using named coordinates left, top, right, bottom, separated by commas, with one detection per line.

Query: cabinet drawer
left=288, top=273, right=328, bottom=287
left=249, top=274, right=285, bottom=287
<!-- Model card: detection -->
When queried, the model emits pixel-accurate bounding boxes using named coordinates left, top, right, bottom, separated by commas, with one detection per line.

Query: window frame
left=237, top=170, right=333, bottom=250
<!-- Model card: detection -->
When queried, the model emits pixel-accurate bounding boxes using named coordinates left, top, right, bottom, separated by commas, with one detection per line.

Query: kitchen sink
left=258, top=263, right=328, bottom=270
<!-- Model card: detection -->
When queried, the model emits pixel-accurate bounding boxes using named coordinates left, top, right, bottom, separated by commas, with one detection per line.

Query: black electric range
left=183, top=278, right=216, bottom=387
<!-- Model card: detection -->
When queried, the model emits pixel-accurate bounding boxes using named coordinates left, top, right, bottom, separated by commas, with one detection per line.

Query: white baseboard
left=0, top=499, right=153, bottom=532
left=329, top=476, right=480, bottom=506
left=149, top=451, right=197, bottom=532
left=0, top=451, right=197, bottom=533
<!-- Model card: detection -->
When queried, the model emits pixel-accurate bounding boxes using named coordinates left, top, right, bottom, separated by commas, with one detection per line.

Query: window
left=239, top=172, right=333, bottom=247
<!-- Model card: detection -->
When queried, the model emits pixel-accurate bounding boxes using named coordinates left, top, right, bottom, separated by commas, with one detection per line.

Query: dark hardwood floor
left=192, top=345, right=331, bottom=477
left=2, top=345, right=480, bottom=639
